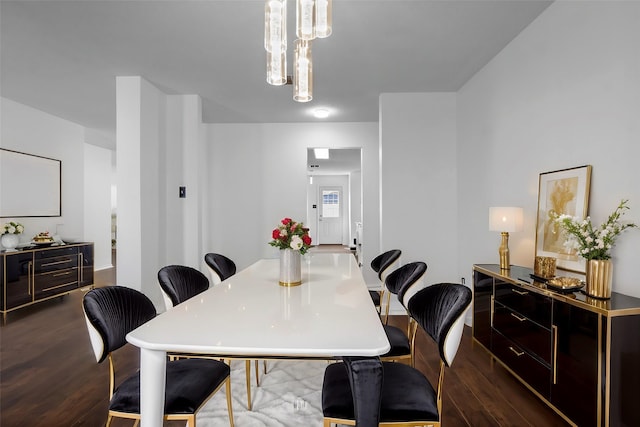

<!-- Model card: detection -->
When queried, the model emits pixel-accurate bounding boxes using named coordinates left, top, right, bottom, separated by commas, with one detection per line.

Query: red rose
left=282, top=218, right=292, bottom=225
left=272, top=229, right=280, bottom=239
left=302, top=235, right=312, bottom=245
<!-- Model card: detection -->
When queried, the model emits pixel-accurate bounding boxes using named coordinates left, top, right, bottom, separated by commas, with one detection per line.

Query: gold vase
left=585, top=259, right=613, bottom=299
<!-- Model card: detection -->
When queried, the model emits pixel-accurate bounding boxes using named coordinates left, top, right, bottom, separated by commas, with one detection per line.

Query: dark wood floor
left=0, top=260, right=570, bottom=426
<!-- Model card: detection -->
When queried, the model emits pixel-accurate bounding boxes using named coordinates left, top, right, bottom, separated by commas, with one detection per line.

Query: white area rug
left=198, top=359, right=327, bottom=426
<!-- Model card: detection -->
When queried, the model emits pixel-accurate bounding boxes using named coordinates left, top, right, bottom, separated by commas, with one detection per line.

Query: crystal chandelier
left=264, top=0, right=332, bottom=102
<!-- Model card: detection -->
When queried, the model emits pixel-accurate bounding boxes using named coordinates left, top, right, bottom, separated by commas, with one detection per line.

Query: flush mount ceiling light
left=264, top=0, right=332, bottom=102
left=314, top=148, right=330, bottom=159
left=313, top=108, right=329, bottom=119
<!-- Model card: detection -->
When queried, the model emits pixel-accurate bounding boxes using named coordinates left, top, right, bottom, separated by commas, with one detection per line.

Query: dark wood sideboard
left=473, top=264, right=640, bottom=427
left=1, top=242, right=94, bottom=323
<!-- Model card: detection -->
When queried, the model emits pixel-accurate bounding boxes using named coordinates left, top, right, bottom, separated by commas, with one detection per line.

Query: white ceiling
left=1, top=0, right=553, bottom=148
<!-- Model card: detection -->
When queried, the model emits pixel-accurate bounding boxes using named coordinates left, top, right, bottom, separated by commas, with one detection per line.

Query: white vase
left=279, top=249, right=302, bottom=286
left=1, top=233, right=20, bottom=251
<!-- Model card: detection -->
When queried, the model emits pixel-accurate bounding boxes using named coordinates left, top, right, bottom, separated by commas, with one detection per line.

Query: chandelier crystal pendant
left=266, top=48, right=287, bottom=86
left=296, top=0, right=316, bottom=40
left=265, top=0, right=287, bottom=85
left=293, top=39, right=312, bottom=102
left=264, top=0, right=330, bottom=101
left=265, top=0, right=287, bottom=52
left=315, top=0, right=332, bottom=38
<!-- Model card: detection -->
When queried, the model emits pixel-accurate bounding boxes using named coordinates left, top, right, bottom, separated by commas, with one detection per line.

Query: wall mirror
left=0, top=148, right=62, bottom=217
left=306, top=148, right=362, bottom=247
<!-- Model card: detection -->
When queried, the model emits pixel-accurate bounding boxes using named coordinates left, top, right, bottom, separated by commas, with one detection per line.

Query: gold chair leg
left=245, top=360, right=252, bottom=410
left=254, top=360, right=260, bottom=386
left=105, top=415, right=113, bottom=427
left=225, top=378, right=234, bottom=427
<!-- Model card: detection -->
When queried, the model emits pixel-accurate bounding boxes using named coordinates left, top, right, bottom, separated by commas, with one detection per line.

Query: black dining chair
left=322, top=282, right=472, bottom=427
left=369, top=249, right=402, bottom=314
left=158, top=264, right=210, bottom=311
left=158, top=263, right=258, bottom=411
left=382, top=261, right=428, bottom=324
left=322, top=356, right=383, bottom=427
left=204, top=253, right=237, bottom=285
left=379, top=262, right=428, bottom=367
left=83, top=285, right=234, bottom=427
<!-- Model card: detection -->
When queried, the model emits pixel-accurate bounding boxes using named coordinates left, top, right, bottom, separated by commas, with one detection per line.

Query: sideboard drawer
left=492, top=330, right=551, bottom=397
left=493, top=301, right=551, bottom=364
left=34, top=246, right=77, bottom=259
left=494, top=280, right=551, bottom=328
left=34, top=268, right=78, bottom=297
left=34, top=251, right=78, bottom=274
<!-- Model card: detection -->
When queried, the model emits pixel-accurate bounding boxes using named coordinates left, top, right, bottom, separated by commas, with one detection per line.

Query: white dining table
left=126, top=252, right=390, bottom=427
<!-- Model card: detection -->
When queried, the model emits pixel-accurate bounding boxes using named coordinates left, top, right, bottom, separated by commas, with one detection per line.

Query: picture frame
left=535, top=165, right=592, bottom=274
left=0, top=148, right=62, bottom=218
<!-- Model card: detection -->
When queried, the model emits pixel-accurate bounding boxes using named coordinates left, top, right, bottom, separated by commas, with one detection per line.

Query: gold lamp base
left=498, top=231, right=510, bottom=270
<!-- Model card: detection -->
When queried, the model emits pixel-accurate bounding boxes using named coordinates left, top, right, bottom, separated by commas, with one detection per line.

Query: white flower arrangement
left=554, top=199, right=637, bottom=260
left=2, top=221, right=24, bottom=235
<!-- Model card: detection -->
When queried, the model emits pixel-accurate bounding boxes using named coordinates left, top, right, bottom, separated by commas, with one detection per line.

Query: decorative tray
left=545, top=277, right=585, bottom=293
left=529, top=273, right=554, bottom=283
left=31, top=241, right=55, bottom=247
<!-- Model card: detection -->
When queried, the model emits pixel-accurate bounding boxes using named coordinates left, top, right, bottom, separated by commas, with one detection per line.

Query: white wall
left=164, top=95, right=205, bottom=268
left=1, top=97, right=112, bottom=272
left=83, top=144, right=113, bottom=270
left=457, top=1, right=640, bottom=298
left=205, top=122, right=380, bottom=282
left=379, top=93, right=458, bottom=280
left=350, top=169, right=362, bottom=246
left=1, top=98, right=85, bottom=242
left=116, top=76, right=209, bottom=309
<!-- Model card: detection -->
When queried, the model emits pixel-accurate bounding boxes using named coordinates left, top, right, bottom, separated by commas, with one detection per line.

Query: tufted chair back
left=158, top=265, right=210, bottom=311
left=83, top=286, right=156, bottom=363
left=370, top=249, right=402, bottom=282
left=381, top=261, right=427, bottom=324
left=407, top=283, right=472, bottom=367
left=204, top=253, right=237, bottom=285
left=386, top=262, right=428, bottom=300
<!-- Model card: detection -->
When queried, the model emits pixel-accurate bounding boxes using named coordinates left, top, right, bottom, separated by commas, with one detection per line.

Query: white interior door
left=318, top=187, right=343, bottom=244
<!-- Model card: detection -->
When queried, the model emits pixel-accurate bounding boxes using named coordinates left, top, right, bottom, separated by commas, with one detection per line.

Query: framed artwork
left=535, top=165, right=592, bottom=274
left=0, top=148, right=62, bottom=217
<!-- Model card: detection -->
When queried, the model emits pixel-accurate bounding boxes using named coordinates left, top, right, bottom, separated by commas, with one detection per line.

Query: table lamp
left=489, top=207, right=524, bottom=270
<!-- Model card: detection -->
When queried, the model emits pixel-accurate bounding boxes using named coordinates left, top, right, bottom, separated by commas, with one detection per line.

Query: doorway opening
left=306, top=148, right=362, bottom=250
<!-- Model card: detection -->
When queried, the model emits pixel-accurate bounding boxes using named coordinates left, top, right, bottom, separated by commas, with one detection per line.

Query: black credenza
left=473, top=264, right=640, bottom=427
left=1, top=242, right=94, bottom=323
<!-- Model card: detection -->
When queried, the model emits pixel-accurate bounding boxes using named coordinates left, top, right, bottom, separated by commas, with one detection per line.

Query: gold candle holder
left=534, top=256, right=556, bottom=279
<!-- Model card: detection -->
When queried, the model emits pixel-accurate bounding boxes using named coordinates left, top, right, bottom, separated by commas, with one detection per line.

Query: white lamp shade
left=489, top=207, right=524, bottom=232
